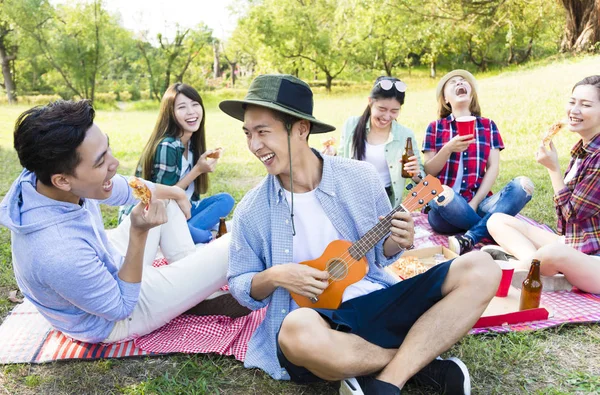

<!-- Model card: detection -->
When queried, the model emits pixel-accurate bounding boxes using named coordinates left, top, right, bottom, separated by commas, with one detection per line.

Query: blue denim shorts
left=276, top=259, right=454, bottom=383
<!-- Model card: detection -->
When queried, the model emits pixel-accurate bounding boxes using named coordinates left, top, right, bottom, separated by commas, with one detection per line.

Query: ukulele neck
left=348, top=204, right=407, bottom=260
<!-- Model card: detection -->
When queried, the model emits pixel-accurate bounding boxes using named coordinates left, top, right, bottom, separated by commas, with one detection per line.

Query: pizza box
left=385, top=246, right=550, bottom=327
left=385, top=245, right=458, bottom=279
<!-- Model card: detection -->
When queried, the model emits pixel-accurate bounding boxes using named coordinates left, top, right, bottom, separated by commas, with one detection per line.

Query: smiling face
left=174, top=93, right=204, bottom=135
left=443, top=75, right=473, bottom=107
left=566, top=84, right=600, bottom=139
left=64, top=124, right=119, bottom=201
left=368, top=97, right=401, bottom=130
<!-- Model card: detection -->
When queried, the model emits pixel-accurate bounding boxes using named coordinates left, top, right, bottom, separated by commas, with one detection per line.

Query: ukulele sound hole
left=326, top=259, right=348, bottom=280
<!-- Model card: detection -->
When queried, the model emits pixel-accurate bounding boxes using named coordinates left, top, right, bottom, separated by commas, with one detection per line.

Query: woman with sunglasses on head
left=423, top=70, right=534, bottom=255
left=486, top=75, right=600, bottom=293
left=324, top=76, right=424, bottom=208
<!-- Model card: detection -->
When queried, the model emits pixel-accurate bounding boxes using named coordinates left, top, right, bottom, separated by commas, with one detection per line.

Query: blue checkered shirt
left=228, top=154, right=401, bottom=380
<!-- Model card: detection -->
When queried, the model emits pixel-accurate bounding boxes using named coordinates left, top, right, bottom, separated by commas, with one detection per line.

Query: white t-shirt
left=180, top=147, right=195, bottom=201
left=364, top=141, right=391, bottom=188
left=564, top=158, right=581, bottom=184
left=283, top=189, right=385, bottom=311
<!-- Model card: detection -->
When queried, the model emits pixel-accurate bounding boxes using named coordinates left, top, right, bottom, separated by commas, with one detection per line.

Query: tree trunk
left=230, top=61, right=237, bottom=87
left=429, top=60, right=436, bottom=78
left=0, top=40, right=16, bottom=104
left=560, top=0, right=600, bottom=52
left=325, top=73, right=333, bottom=92
left=213, top=42, right=221, bottom=78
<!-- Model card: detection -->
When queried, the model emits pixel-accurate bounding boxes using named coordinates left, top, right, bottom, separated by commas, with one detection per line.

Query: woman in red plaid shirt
left=422, top=70, right=534, bottom=255
left=487, top=75, right=600, bottom=294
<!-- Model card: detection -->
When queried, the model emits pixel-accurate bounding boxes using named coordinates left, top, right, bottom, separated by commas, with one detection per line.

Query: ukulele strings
left=325, top=199, right=422, bottom=280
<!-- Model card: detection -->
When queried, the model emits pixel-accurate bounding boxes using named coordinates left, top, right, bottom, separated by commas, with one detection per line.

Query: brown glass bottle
left=216, top=217, right=228, bottom=238
left=401, top=138, right=414, bottom=178
left=519, top=259, right=543, bottom=311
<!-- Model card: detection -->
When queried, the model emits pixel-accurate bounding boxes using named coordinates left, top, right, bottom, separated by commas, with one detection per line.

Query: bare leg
left=278, top=308, right=396, bottom=381
left=376, top=251, right=500, bottom=388
left=279, top=251, right=500, bottom=388
left=537, top=243, right=600, bottom=293
left=487, top=213, right=561, bottom=269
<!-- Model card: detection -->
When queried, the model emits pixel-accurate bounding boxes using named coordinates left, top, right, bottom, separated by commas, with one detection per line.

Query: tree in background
left=0, top=0, right=17, bottom=104
left=560, top=0, right=600, bottom=52
left=137, top=24, right=213, bottom=100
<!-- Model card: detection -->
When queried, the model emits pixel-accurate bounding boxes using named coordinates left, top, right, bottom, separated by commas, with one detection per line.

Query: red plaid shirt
left=555, top=133, right=600, bottom=255
left=422, top=115, right=504, bottom=202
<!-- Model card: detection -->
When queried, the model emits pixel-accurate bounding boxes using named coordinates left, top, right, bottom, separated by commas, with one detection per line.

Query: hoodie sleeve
left=42, top=246, right=140, bottom=322
left=99, top=175, right=142, bottom=207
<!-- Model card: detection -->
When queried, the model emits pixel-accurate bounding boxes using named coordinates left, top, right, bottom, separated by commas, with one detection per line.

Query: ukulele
left=290, top=174, right=443, bottom=309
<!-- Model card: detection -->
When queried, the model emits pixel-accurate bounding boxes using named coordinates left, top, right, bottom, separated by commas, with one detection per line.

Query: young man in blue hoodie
left=0, top=100, right=245, bottom=344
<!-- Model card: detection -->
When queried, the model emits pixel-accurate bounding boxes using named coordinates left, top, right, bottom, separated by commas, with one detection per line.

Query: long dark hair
left=352, top=76, right=405, bottom=160
left=138, top=83, right=208, bottom=195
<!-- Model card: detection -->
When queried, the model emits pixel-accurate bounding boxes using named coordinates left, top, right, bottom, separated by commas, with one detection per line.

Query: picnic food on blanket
left=390, top=256, right=428, bottom=279
left=206, top=147, right=223, bottom=159
left=128, top=176, right=152, bottom=205
left=322, top=137, right=336, bottom=148
left=542, top=121, right=565, bottom=146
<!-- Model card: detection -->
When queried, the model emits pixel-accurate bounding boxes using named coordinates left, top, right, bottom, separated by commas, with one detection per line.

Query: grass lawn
left=1, top=55, right=600, bottom=394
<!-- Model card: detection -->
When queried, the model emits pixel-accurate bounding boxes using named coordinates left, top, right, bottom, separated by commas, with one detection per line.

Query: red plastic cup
left=456, top=116, right=476, bottom=136
left=495, top=261, right=515, bottom=297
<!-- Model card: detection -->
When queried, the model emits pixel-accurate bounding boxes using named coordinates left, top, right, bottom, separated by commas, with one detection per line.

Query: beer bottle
left=519, top=259, right=543, bottom=311
left=401, top=138, right=414, bottom=178
left=216, top=217, right=228, bottom=238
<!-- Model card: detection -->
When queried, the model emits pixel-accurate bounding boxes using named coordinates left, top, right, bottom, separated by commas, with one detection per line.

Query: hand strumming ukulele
left=290, top=175, right=443, bottom=309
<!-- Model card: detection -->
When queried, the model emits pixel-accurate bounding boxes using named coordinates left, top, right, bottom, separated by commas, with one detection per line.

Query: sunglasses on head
left=376, top=79, right=407, bottom=93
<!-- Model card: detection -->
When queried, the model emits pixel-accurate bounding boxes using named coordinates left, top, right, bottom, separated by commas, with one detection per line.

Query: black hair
left=13, top=100, right=95, bottom=186
left=573, top=75, right=600, bottom=100
left=352, top=76, right=406, bottom=160
left=243, top=104, right=312, bottom=141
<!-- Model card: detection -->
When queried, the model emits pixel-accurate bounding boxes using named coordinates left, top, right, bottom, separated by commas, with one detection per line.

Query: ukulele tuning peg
left=406, top=184, right=414, bottom=191
left=418, top=199, right=424, bottom=205
left=412, top=191, right=417, bottom=197
left=437, top=195, right=445, bottom=203
left=431, top=189, right=438, bottom=195
left=423, top=181, right=429, bottom=186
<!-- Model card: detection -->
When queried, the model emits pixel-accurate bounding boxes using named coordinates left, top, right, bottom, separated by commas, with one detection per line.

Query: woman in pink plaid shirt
left=422, top=70, right=534, bottom=256
left=487, top=75, right=600, bottom=294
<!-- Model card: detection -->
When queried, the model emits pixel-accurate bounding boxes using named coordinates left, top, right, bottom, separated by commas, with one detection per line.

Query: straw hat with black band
left=219, top=74, right=335, bottom=237
left=435, top=69, right=478, bottom=102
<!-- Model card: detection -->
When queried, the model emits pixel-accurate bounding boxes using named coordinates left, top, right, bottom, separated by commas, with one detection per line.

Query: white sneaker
left=339, top=377, right=365, bottom=395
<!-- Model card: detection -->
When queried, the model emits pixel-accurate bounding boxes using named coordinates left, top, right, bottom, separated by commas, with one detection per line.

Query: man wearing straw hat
left=221, top=74, right=500, bottom=395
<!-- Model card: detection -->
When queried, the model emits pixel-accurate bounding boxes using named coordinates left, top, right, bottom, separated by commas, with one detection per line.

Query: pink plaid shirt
left=422, top=114, right=504, bottom=202
left=555, top=133, right=600, bottom=255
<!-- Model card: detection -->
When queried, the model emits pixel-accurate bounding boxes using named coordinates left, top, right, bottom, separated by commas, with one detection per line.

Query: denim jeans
left=187, top=193, right=235, bottom=244
left=427, top=177, right=532, bottom=244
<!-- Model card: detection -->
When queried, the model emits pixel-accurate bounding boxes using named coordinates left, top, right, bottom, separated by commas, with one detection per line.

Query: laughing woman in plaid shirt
left=132, top=83, right=234, bottom=244
left=422, top=70, right=534, bottom=255
left=487, top=76, right=600, bottom=294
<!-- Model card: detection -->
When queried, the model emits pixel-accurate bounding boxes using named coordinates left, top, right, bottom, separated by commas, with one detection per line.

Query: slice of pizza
left=542, top=121, right=565, bottom=146
left=322, top=137, right=336, bottom=148
left=128, top=177, right=152, bottom=205
left=206, top=147, right=223, bottom=159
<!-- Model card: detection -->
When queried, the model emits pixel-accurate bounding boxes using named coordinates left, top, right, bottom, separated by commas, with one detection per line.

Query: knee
left=455, top=251, right=501, bottom=293
left=279, top=309, right=325, bottom=361
left=436, top=185, right=455, bottom=207
left=537, top=243, right=569, bottom=271
left=515, top=176, right=534, bottom=196
left=220, top=193, right=235, bottom=211
left=487, top=212, right=512, bottom=232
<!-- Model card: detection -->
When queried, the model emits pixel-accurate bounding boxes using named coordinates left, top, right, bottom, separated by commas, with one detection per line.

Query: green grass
left=1, top=54, right=600, bottom=394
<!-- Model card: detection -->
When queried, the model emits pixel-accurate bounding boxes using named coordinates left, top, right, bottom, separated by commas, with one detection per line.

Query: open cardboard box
left=386, top=246, right=551, bottom=327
